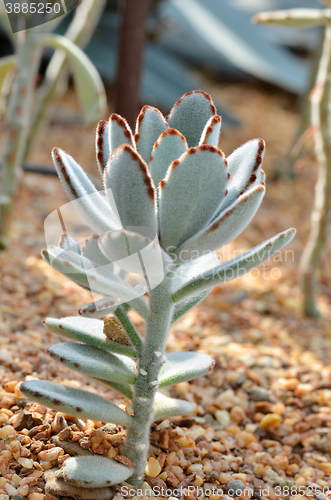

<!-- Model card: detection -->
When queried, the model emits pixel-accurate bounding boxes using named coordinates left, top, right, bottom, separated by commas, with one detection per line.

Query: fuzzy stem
left=123, top=274, right=174, bottom=487
left=300, top=26, right=331, bottom=317
left=0, top=30, right=42, bottom=247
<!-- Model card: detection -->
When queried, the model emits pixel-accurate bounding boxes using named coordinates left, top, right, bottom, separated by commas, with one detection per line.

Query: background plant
left=254, top=1, right=331, bottom=317
left=20, top=90, right=295, bottom=493
left=0, top=0, right=106, bottom=248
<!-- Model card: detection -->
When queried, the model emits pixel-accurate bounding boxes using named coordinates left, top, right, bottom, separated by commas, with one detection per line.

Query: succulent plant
left=21, top=90, right=295, bottom=491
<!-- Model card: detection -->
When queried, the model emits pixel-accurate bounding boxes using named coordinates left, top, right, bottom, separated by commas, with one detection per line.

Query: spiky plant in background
left=254, top=2, right=331, bottom=317
left=20, top=90, right=295, bottom=492
left=0, top=0, right=106, bottom=248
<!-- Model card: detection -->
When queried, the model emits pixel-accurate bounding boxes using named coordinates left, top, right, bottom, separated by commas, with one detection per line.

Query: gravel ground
left=0, top=82, right=331, bottom=499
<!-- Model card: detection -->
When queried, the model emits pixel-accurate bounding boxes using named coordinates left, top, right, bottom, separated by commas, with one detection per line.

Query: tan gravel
left=1, top=83, right=331, bottom=499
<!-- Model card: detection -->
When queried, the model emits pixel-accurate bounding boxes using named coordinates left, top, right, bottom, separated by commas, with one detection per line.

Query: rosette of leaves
left=20, top=90, right=296, bottom=490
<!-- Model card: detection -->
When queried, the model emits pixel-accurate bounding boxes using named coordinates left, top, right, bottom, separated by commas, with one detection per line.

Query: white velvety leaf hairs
left=21, top=89, right=296, bottom=493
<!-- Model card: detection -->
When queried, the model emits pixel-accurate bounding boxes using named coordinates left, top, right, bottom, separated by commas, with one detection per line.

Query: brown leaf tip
left=97, top=120, right=107, bottom=137
left=136, top=105, right=166, bottom=133
left=134, top=132, right=140, bottom=144
left=211, top=115, right=222, bottom=123
left=120, top=144, right=139, bottom=162
left=96, top=121, right=107, bottom=164
left=52, top=148, right=77, bottom=197
left=110, top=114, right=132, bottom=140
left=163, top=128, right=185, bottom=138
left=170, top=90, right=216, bottom=116
left=110, top=113, right=126, bottom=127
left=170, top=159, right=180, bottom=169
left=253, top=138, right=266, bottom=172
left=135, top=157, right=155, bottom=201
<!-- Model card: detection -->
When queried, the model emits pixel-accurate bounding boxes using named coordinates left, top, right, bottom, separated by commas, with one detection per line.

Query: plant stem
left=115, top=0, right=150, bottom=129
left=114, top=306, right=143, bottom=355
left=123, top=274, right=174, bottom=487
left=300, top=26, right=331, bottom=317
left=0, top=30, right=42, bottom=247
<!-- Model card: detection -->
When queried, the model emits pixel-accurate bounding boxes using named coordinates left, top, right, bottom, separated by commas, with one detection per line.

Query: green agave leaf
left=135, top=105, right=168, bottom=164
left=62, top=456, right=133, bottom=488
left=149, top=128, right=188, bottom=186
left=44, top=316, right=137, bottom=358
left=175, top=184, right=265, bottom=261
left=159, top=352, right=214, bottom=387
left=164, top=0, right=308, bottom=94
left=159, top=145, right=228, bottom=251
left=43, top=34, right=106, bottom=124
left=199, top=115, right=222, bottom=147
left=153, top=391, right=194, bottom=420
left=172, top=228, right=296, bottom=302
left=20, top=380, right=133, bottom=427
left=253, top=9, right=331, bottom=27
left=104, top=145, right=157, bottom=232
left=167, top=90, right=216, bottom=148
left=0, top=55, right=16, bottom=93
left=47, top=343, right=137, bottom=384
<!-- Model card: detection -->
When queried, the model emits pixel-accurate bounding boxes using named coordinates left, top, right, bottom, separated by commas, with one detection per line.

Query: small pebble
left=145, top=457, right=161, bottom=477
left=215, top=410, right=230, bottom=429
left=227, top=480, right=245, bottom=494
left=5, top=483, right=17, bottom=495
left=18, top=457, right=33, bottom=469
left=250, top=386, right=271, bottom=402
left=259, top=413, right=281, bottom=429
left=27, top=494, right=44, bottom=500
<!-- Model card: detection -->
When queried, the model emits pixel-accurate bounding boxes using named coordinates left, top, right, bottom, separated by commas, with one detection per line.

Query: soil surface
left=1, top=82, right=331, bottom=500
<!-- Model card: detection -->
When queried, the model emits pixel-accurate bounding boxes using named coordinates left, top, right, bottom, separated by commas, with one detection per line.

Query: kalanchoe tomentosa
left=21, top=90, right=296, bottom=492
